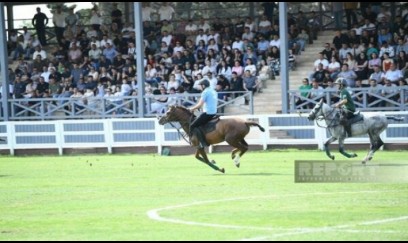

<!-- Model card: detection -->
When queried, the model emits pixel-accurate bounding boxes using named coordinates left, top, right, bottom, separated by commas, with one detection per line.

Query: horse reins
left=316, top=107, right=339, bottom=129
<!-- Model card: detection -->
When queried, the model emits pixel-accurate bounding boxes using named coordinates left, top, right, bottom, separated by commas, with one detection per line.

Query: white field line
left=147, top=190, right=408, bottom=235
left=261, top=215, right=408, bottom=241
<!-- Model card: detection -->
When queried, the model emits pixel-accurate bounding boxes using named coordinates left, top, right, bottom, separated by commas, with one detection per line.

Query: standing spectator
left=111, top=3, right=123, bottom=30
left=142, top=3, right=155, bottom=22
left=32, top=7, right=49, bottom=46
left=89, top=9, right=103, bottom=33
left=158, top=2, right=175, bottom=21
left=344, top=2, right=358, bottom=30
left=332, top=3, right=344, bottom=29
left=52, top=6, right=66, bottom=46
left=65, top=7, right=78, bottom=35
left=261, top=2, right=277, bottom=24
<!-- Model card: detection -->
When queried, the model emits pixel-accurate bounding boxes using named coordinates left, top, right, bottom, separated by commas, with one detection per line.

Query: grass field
left=0, top=150, right=407, bottom=240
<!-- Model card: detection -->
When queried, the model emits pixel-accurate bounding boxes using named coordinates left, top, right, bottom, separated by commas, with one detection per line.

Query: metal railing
left=2, top=91, right=253, bottom=121
left=289, top=87, right=408, bottom=113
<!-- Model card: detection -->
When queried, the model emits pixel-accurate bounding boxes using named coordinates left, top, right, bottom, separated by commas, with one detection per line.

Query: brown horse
left=158, top=106, right=265, bottom=173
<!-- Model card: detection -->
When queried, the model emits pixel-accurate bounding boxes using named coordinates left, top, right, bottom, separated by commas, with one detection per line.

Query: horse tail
left=246, top=122, right=266, bottom=132
left=386, top=116, right=405, bottom=122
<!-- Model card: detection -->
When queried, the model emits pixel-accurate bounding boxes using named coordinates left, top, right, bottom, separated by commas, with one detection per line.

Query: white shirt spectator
left=185, top=22, right=198, bottom=35
left=100, top=38, right=113, bottom=49
left=197, top=22, right=211, bottom=34
left=232, top=40, right=244, bottom=52
left=269, top=38, right=280, bottom=49
left=244, top=64, right=257, bottom=76
left=383, top=69, right=403, bottom=83
left=90, top=39, right=101, bottom=49
left=313, top=58, right=330, bottom=70
left=173, top=45, right=184, bottom=55
left=161, top=34, right=173, bottom=47
left=89, top=11, right=103, bottom=26
left=142, top=5, right=155, bottom=22
left=121, top=82, right=132, bottom=96
left=158, top=4, right=175, bottom=21
left=32, top=49, right=47, bottom=60
left=52, top=10, right=66, bottom=28
left=379, top=46, right=395, bottom=58
left=195, top=33, right=208, bottom=46
left=338, top=47, right=352, bottom=61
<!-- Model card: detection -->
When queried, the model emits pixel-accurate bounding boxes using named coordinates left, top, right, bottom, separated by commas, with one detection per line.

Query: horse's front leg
left=324, top=136, right=337, bottom=160
left=195, top=148, right=225, bottom=173
left=338, top=138, right=358, bottom=158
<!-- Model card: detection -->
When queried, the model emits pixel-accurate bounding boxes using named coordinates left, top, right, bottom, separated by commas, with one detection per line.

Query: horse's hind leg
left=363, top=132, right=384, bottom=164
left=231, top=148, right=240, bottom=160
left=195, top=148, right=225, bottom=173
left=226, top=138, right=248, bottom=168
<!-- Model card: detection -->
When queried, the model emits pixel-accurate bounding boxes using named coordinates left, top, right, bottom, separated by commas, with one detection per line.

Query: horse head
left=158, top=106, right=193, bottom=125
left=308, top=99, right=324, bottom=121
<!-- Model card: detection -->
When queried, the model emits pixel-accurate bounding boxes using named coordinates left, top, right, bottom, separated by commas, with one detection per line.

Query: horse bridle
left=159, top=108, right=195, bottom=144
left=316, top=106, right=340, bottom=129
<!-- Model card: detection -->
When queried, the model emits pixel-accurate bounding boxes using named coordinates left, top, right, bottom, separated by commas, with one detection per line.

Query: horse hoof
left=368, top=157, right=373, bottom=161
left=362, top=160, right=366, bottom=165
left=219, top=168, right=225, bottom=174
left=211, top=160, right=216, bottom=164
left=352, top=153, right=358, bottom=158
left=330, top=155, right=335, bottom=160
left=235, top=163, right=240, bottom=168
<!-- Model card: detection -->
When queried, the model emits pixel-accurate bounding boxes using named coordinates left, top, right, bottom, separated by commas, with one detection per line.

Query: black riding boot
left=340, top=115, right=352, bottom=137
left=193, top=128, right=207, bottom=149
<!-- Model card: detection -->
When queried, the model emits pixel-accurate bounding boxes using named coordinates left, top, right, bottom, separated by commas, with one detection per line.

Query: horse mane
left=171, top=105, right=196, bottom=119
left=173, top=105, right=192, bottom=114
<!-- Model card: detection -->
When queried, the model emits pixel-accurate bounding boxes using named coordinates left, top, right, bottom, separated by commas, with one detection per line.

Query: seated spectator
left=338, top=43, right=352, bottom=63
left=397, top=80, right=408, bottom=104
left=353, top=79, right=369, bottom=103
left=337, top=63, right=357, bottom=87
left=381, top=79, right=398, bottom=107
left=150, top=87, right=168, bottom=114
left=382, top=63, right=403, bottom=85
left=311, top=63, right=329, bottom=85
left=325, top=79, right=339, bottom=104
left=308, top=79, right=324, bottom=108
left=68, top=43, right=82, bottom=64
left=328, top=56, right=341, bottom=80
left=295, top=78, right=312, bottom=109
left=242, top=70, right=260, bottom=105
left=229, top=71, right=244, bottom=98
left=379, top=42, right=395, bottom=59
left=354, top=52, right=369, bottom=80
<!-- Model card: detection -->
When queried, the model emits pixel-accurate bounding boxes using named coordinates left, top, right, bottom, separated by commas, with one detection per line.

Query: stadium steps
left=225, top=31, right=334, bottom=139
left=253, top=30, right=335, bottom=115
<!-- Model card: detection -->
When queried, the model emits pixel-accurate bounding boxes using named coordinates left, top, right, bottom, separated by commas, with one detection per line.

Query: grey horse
left=307, top=99, right=404, bottom=163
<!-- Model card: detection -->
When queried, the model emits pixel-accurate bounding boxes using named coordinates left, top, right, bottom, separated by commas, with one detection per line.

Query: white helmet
left=335, top=78, right=347, bottom=87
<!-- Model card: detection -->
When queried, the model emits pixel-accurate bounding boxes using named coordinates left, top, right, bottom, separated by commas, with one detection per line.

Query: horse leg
left=363, top=132, right=384, bottom=164
left=338, top=137, right=358, bottom=158
left=226, top=138, right=248, bottom=168
left=324, top=136, right=337, bottom=160
left=195, top=148, right=225, bottom=173
left=231, top=148, right=240, bottom=160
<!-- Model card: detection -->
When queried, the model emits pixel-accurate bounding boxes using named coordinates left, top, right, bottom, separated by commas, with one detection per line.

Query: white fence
left=0, top=112, right=407, bottom=156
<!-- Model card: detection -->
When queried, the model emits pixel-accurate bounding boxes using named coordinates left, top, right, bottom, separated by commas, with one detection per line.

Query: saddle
left=348, top=112, right=364, bottom=126
left=339, top=110, right=364, bottom=138
left=199, top=116, right=221, bottom=134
